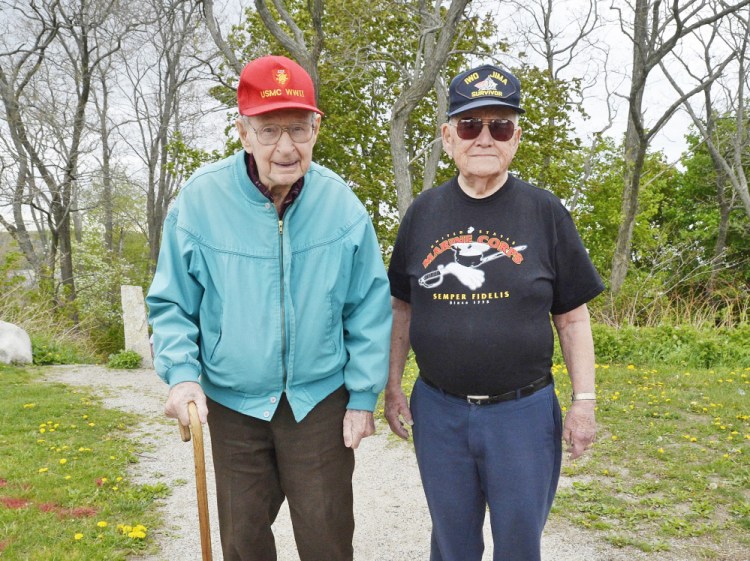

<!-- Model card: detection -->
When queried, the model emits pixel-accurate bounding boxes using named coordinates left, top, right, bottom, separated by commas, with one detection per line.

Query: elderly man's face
left=441, top=107, right=521, bottom=185
left=237, top=109, right=320, bottom=191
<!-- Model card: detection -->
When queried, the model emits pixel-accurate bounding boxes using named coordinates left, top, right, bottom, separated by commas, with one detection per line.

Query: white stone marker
left=120, top=285, right=153, bottom=369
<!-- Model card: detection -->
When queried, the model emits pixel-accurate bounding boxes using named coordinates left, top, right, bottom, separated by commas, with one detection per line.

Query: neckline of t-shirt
left=450, top=174, right=516, bottom=204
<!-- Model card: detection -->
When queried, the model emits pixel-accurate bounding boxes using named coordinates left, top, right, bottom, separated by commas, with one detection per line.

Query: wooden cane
left=179, top=402, right=213, bottom=561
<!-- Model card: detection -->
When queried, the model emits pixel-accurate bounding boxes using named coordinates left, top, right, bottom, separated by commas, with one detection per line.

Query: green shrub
left=589, top=324, right=750, bottom=368
left=32, top=336, right=92, bottom=365
left=107, top=349, right=143, bottom=369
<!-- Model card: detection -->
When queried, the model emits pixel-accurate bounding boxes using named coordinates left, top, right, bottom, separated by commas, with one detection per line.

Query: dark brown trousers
left=206, top=387, right=355, bottom=561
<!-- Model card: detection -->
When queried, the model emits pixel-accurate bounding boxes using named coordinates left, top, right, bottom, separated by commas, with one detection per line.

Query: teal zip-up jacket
left=146, top=151, right=392, bottom=422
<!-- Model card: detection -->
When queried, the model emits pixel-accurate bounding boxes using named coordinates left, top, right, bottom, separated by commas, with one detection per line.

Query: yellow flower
left=59, top=458, right=67, bottom=465
left=38, top=467, right=48, bottom=473
left=23, top=403, right=36, bottom=408
left=128, top=529, right=146, bottom=539
left=657, top=448, right=664, bottom=454
left=97, top=521, right=108, bottom=528
left=74, top=533, right=83, bottom=540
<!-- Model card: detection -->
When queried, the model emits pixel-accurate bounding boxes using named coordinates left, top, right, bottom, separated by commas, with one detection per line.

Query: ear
left=309, top=113, right=322, bottom=146
left=236, top=118, right=254, bottom=154
left=440, top=122, right=454, bottom=158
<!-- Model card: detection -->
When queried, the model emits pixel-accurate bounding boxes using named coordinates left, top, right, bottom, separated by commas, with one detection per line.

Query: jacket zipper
left=279, top=219, right=287, bottom=388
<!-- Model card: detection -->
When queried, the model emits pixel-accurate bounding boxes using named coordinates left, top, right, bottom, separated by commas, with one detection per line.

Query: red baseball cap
left=237, top=55, right=323, bottom=116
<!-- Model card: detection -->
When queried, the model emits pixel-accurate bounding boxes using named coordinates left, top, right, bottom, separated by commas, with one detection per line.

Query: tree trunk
left=708, top=169, right=730, bottom=294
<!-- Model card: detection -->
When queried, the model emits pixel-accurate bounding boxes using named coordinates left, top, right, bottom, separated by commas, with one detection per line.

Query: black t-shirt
left=388, top=175, right=605, bottom=395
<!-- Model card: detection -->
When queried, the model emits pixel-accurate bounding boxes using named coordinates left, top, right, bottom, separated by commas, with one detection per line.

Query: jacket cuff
left=165, top=363, right=201, bottom=387
left=346, top=390, right=379, bottom=412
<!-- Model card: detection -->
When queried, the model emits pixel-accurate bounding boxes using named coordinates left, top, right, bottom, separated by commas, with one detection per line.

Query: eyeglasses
left=451, top=118, right=516, bottom=142
left=249, top=122, right=315, bottom=145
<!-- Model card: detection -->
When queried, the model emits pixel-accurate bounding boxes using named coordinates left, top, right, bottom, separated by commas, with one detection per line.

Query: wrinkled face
left=236, top=109, right=320, bottom=191
left=441, top=107, right=521, bottom=184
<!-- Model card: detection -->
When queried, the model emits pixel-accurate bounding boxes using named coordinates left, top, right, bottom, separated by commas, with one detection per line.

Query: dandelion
left=611, top=435, right=619, bottom=441
left=97, top=521, right=108, bottom=528
left=64, top=475, right=72, bottom=480
left=23, top=403, right=36, bottom=408
left=74, top=533, right=84, bottom=540
left=59, top=459, right=67, bottom=465
left=38, top=467, right=48, bottom=473
left=128, top=524, right=147, bottom=539
left=657, top=448, right=664, bottom=454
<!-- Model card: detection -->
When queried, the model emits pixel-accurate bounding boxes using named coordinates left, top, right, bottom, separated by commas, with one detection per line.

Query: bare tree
left=661, top=7, right=750, bottom=292
left=252, top=0, right=325, bottom=96
left=0, top=0, right=60, bottom=273
left=506, top=0, right=606, bottom=194
left=388, top=0, right=470, bottom=217
left=118, top=0, right=212, bottom=269
left=0, top=0, right=129, bottom=312
left=509, top=0, right=600, bottom=79
left=662, top=7, right=750, bottom=222
left=200, top=0, right=244, bottom=75
left=608, top=0, right=750, bottom=295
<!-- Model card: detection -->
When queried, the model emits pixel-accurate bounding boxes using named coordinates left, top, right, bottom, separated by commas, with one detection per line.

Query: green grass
left=378, top=358, right=750, bottom=559
left=0, top=365, right=167, bottom=560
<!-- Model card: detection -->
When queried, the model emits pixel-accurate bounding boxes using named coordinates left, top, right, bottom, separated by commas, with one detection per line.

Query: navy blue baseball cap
left=447, top=64, right=525, bottom=116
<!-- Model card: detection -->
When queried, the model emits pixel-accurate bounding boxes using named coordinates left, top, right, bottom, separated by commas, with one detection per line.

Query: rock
left=120, top=285, right=153, bottom=369
left=0, top=321, right=33, bottom=364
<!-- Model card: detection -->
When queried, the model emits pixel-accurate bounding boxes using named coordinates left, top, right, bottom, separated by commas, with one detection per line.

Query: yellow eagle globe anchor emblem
left=274, top=69, right=289, bottom=86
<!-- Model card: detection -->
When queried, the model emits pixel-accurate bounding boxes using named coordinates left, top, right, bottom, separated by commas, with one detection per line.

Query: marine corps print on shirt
left=416, top=225, right=526, bottom=305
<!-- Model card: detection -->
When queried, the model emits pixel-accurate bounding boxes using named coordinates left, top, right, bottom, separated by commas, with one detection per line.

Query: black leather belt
left=420, top=373, right=553, bottom=405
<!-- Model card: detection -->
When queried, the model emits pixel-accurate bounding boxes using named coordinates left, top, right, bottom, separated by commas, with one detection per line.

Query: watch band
left=572, top=392, right=597, bottom=401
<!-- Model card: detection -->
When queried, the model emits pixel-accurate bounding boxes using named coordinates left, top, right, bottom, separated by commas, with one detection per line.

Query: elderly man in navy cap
left=385, top=64, right=605, bottom=560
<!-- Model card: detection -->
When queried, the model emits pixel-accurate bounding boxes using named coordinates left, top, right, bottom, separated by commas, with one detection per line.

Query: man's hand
left=384, top=387, right=413, bottom=440
left=343, top=409, right=375, bottom=449
left=563, top=400, right=596, bottom=459
left=165, top=381, right=208, bottom=427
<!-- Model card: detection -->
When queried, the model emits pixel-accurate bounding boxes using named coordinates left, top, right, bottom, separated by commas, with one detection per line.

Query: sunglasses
left=452, top=118, right=516, bottom=142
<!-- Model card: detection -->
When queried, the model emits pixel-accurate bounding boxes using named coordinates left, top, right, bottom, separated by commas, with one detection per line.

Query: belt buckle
left=466, top=395, right=490, bottom=405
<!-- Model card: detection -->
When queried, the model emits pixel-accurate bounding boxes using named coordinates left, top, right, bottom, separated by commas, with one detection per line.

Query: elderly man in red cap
left=147, top=55, right=391, bottom=561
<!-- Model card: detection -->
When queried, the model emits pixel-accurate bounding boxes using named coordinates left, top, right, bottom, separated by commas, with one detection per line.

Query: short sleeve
left=388, top=208, right=413, bottom=303
left=550, top=209, right=605, bottom=315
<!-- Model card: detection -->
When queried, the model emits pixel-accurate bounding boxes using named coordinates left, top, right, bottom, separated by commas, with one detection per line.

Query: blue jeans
left=411, top=377, right=562, bottom=561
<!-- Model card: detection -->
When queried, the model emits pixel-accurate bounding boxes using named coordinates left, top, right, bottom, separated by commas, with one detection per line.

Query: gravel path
left=40, top=365, right=685, bottom=561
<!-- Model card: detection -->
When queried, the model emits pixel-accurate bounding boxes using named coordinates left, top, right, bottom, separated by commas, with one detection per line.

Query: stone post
left=120, top=285, right=153, bottom=369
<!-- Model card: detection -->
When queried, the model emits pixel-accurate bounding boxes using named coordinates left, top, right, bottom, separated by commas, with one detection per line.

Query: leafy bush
left=31, top=335, right=94, bottom=365
left=588, top=324, right=750, bottom=368
left=107, top=349, right=142, bottom=369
